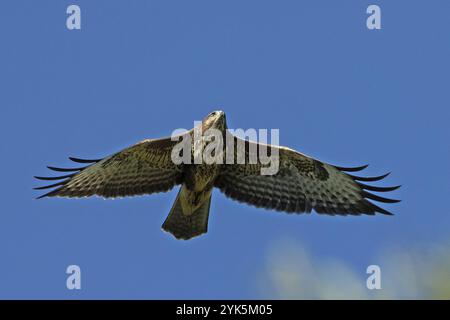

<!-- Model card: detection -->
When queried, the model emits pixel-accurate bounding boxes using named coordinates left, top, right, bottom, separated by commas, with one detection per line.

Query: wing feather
left=34, top=134, right=189, bottom=199
left=215, top=135, right=400, bottom=216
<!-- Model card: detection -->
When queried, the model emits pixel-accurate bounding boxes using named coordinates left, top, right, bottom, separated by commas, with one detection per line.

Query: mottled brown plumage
left=35, top=111, right=400, bottom=240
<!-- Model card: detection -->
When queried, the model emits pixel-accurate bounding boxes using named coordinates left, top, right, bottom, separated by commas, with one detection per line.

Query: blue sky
left=0, top=0, right=449, bottom=299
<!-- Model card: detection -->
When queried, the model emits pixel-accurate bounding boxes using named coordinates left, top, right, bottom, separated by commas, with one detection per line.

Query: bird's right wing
left=34, top=133, right=191, bottom=199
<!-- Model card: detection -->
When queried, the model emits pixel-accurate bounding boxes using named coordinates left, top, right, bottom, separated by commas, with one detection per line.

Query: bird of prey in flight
left=34, top=111, right=400, bottom=240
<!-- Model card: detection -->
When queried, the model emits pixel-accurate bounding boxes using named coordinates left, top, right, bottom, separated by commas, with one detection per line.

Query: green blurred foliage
left=257, top=238, right=450, bottom=299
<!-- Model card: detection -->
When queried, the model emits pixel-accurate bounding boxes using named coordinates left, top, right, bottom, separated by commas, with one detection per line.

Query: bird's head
left=202, top=110, right=226, bottom=131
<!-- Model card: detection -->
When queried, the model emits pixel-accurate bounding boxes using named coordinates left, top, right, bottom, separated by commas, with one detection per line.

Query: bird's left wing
left=34, top=134, right=189, bottom=199
left=215, top=135, right=400, bottom=215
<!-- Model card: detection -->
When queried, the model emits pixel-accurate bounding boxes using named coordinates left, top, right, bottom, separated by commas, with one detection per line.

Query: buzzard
left=34, top=111, right=400, bottom=240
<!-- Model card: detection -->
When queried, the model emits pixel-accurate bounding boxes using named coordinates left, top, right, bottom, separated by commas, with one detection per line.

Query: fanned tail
left=162, top=189, right=211, bottom=240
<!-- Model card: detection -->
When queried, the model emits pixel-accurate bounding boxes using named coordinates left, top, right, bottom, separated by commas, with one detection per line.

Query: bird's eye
left=211, top=112, right=216, bottom=116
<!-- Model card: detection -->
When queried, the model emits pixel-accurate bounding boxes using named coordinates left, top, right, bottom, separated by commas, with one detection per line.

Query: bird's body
left=35, top=111, right=400, bottom=240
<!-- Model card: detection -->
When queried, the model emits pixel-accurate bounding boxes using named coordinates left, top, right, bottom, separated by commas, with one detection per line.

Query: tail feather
left=162, top=190, right=211, bottom=240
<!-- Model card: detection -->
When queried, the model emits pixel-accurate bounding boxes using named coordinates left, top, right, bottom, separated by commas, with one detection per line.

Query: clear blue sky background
left=0, top=0, right=449, bottom=299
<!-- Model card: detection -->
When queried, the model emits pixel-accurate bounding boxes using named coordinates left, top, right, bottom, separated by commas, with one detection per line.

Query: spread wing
left=34, top=134, right=189, bottom=199
left=215, top=135, right=400, bottom=215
